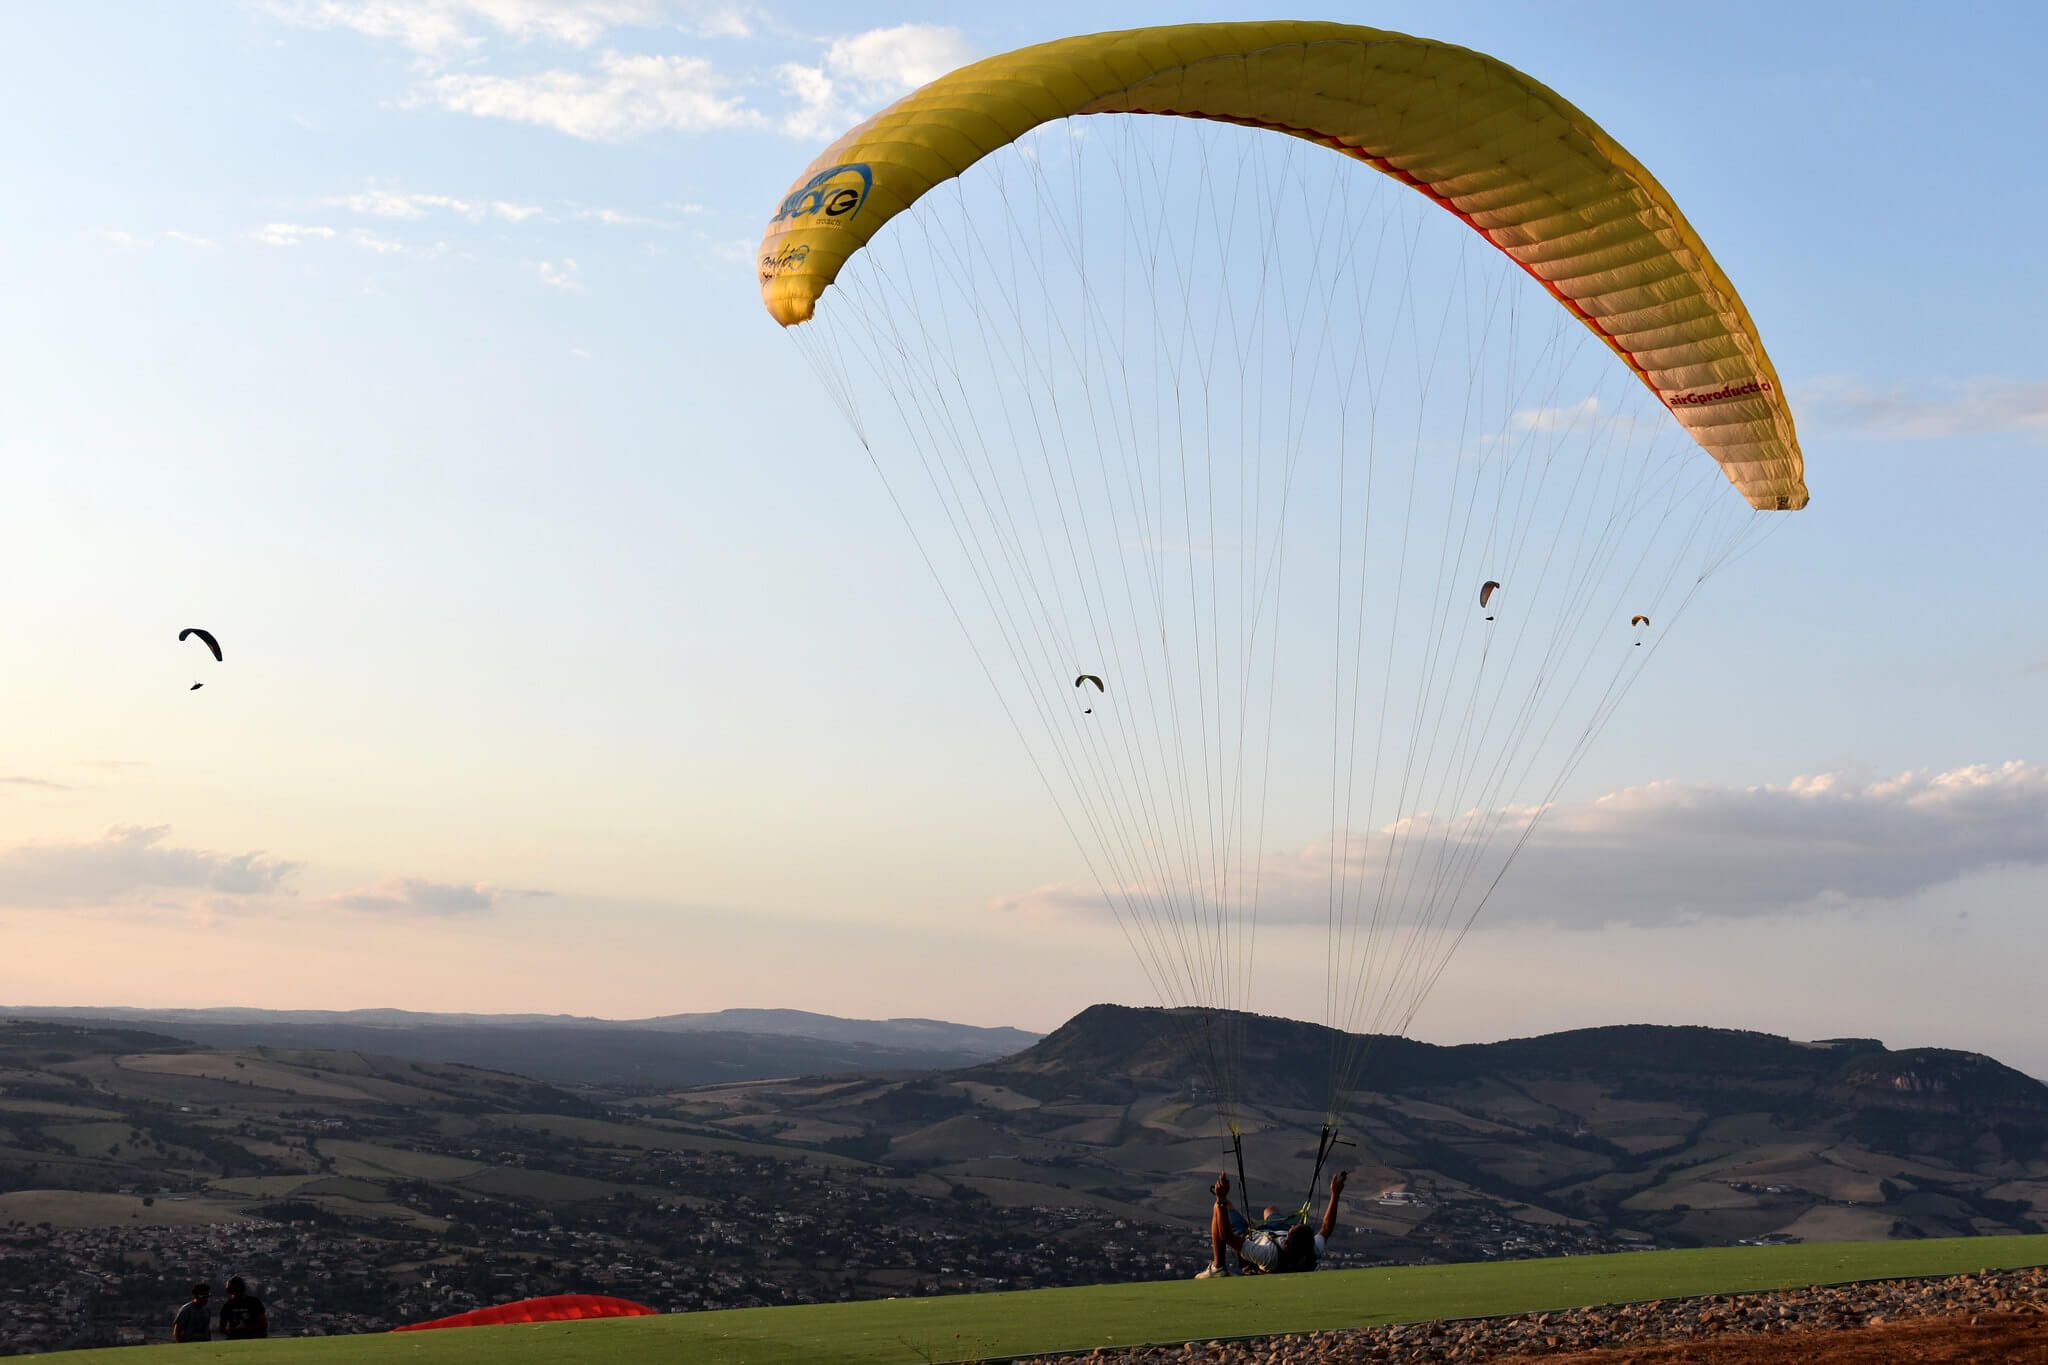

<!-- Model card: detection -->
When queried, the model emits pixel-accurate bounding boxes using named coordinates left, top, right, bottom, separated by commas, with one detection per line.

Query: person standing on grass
left=218, top=1275, right=268, bottom=1339
left=171, top=1283, right=210, bottom=1343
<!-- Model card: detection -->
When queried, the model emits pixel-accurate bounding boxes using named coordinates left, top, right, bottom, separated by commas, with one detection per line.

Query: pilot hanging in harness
left=1198, top=1168, right=1348, bottom=1277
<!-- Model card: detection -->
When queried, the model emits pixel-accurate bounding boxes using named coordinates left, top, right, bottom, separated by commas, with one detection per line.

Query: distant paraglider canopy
left=1480, top=581, right=1502, bottom=621
left=179, top=627, right=222, bottom=690
left=1075, top=673, right=1105, bottom=713
left=393, top=1294, right=655, bottom=1332
left=1631, top=615, right=1651, bottom=627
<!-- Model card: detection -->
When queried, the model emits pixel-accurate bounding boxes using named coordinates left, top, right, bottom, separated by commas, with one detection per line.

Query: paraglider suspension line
left=1231, top=1130, right=1252, bottom=1225
left=1303, top=1124, right=1354, bottom=1220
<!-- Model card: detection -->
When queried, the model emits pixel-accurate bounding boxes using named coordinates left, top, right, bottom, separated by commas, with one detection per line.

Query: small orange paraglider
left=393, top=1294, right=656, bottom=1332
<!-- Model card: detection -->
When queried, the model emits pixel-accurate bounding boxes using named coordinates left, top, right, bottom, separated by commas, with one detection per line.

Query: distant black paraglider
left=180, top=628, right=221, bottom=690
left=1479, top=580, right=1501, bottom=622
left=1074, top=673, right=1105, bottom=714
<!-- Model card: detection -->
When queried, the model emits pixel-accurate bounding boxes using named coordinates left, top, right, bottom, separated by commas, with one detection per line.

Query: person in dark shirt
left=217, top=1276, right=268, bottom=1340
left=171, top=1283, right=210, bottom=1343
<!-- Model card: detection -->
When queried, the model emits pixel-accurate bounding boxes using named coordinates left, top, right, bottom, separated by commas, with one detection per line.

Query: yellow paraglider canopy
left=757, top=20, right=1805, bottom=511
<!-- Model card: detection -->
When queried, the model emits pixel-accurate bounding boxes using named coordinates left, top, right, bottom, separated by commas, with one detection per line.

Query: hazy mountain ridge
left=635, top=1008, right=1040, bottom=1053
left=690, top=1004, right=2048, bottom=1253
left=993, top=1006, right=2048, bottom=1114
left=0, top=1006, right=1040, bottom=1088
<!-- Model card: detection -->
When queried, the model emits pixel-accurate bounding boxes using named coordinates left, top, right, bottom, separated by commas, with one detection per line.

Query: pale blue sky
left=1, top=2, right=2044, bottom=1074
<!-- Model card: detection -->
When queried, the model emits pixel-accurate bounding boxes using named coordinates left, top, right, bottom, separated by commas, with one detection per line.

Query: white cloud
left=823, top=23, right=969, bottom=91
left=267, top=0, right=469, bottom=58
left=295, top=10, right=963, bottom=144
left=533, top=256, right=582, bottom=290
left=99, top=229, right=218, bottom=251
left=0, top=776, right=72, bottom=791
left=263, top=0, right=676, bottom=60
left=572, top=205, right=682, bottom=226
left=332, top=190, right=434, bottom=219
left=0, top=826, right=550, bottom=923
left=1513, top=395, right=1602, bottom=432
left=1802, top=376, right=2039, bottom=439
left=996, top=762, right=2048, bottom=932
left=250, top=222, right=338, bottom=247
left=411, top=50, right=756, bottom=138
left=328, top=188, right=544, bottom=222
left=1507, top=394, right=1646, bottom=438
left=0, top=826, right=297, bottom=909
left=325, top=876, right=501, bottom=915
left=337, top=226, right=461, bottom=261
left=1497, top=762, right=2048, bottom=925
left=689, top=4, right=751, bottom=39
left=1802, top=376, right=2048, bottom=440
left=777, top=23, right=971, bottom=140
left=329, top=191, right=681, bottom=231
left=350, top=228, right=408, bottom=254
left=699, top=235, right=751, bottom=266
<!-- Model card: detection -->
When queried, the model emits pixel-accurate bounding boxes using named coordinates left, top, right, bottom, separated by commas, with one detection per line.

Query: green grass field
left=55, top=1236, right=2048, bottom=1364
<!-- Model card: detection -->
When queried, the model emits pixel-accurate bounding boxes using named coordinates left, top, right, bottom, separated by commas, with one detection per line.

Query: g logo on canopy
left=772, top=163, right=873, bottom=229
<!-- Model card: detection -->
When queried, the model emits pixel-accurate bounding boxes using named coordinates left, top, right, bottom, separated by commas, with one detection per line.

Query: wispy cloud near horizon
left=1802, top=376, right=2048, bottom=440
left=0, top=826, right=298, bottom=909
left=324, top=877, right=503, bottom=915
left=995, top=762, right=2048, bottom=931
left=0, top=826, right=553, bottom=921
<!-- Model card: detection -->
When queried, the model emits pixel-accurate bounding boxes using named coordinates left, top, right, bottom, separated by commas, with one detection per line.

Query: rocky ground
left=1492, top=1311, right=2048, bottom=1362
left=1025, top=1265, right=2048, bottom=1363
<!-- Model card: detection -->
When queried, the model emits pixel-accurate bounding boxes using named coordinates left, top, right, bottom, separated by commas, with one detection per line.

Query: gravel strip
left=1006, top=1264, right=2048, bottom=1364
